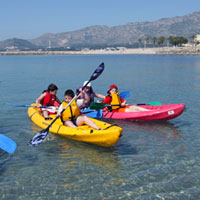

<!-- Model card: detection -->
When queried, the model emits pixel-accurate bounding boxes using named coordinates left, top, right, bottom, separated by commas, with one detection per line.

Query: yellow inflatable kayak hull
left=28, top=105, right=122, bottom=147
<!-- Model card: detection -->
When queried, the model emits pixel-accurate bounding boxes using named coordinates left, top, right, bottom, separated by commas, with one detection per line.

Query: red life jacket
left=41, top=91, right=56, bottom=106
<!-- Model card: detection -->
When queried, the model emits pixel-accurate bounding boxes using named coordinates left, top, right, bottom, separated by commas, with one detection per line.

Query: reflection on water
left=107, top=119, right=182, bottom=152
left=57, top=140, right=124, bottom=188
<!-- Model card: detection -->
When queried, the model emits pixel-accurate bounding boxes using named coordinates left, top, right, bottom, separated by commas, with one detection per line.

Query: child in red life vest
left=57, top=89, right=101, bottom=130
left=104, top=84, right=149, bottom=112
left=36, top=84, right=61, bottom=120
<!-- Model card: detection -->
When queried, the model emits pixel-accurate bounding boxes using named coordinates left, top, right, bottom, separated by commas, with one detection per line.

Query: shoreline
left=0, top=46, right=200, bottom=56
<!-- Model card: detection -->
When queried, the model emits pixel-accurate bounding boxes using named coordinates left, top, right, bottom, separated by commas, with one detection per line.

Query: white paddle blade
left=28, top=130, right=49, bottom=146
left=41, top=106, right=57, bottom=113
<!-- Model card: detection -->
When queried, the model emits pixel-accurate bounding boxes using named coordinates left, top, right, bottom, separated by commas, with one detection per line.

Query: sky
left=0, top=0, right=200, bottom=41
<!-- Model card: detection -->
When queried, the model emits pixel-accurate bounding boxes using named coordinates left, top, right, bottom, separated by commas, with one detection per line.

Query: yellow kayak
left=28, top=104, right=122, bottom=147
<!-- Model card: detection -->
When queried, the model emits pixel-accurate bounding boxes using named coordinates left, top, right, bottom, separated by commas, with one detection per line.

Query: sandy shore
left=0, top=46, right=200, bottom=55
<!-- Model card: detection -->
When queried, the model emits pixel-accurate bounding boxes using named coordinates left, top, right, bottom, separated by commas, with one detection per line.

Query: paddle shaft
left=5, top=102, right=55, bottom=109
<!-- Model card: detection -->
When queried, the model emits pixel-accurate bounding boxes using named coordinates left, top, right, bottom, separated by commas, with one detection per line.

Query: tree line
left=137, top=36, right=193, bottom=47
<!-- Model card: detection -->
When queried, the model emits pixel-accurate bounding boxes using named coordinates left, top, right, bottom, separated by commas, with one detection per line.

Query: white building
left=194, top=35, right=200, bottom=42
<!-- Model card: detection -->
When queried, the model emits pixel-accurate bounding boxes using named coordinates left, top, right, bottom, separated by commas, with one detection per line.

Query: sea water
left=0, top=54, right=200, bottom=199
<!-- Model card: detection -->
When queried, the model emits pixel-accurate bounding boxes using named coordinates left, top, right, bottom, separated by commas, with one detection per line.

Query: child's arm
left=78, top=88, right=90, bottom=104
left=94, top=93, right=106, bottom=99
left=36, top=92, right=46, bottom=107
left=120, top=97, right=127, bottom=107
left=82, top=90, right=90, bottom=104
left=56, top=104, right=63, bottom=117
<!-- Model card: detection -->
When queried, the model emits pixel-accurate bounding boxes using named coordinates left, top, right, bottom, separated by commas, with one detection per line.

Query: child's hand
left=57, top=113, right=61, bottom=117
left=77, top=88, right=85, bottom=98
left=36, top=104, right=41, bottom=108
left=121, top=102, right=126, bottom=107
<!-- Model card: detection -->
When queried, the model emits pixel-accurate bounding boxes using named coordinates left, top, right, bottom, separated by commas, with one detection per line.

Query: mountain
left=0, top=38, right=39, bottom=51
left=29, top=11, right=200, bottom=48
left=1, top=11, right=200, bottom=50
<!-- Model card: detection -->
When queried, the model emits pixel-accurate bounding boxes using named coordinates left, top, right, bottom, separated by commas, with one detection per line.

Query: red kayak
left=102, top=104, right=185, bottom=121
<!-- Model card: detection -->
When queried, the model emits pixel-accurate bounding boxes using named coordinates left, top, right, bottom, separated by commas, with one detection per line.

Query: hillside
left=29, top=11, right=200, bottom=48
left=0, top=38, right=39, bottom=51
left=0, top=11, right=200, bottom=50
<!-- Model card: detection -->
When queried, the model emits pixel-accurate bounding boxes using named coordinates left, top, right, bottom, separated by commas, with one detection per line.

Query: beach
left=0, top=46, right=200, bottom=55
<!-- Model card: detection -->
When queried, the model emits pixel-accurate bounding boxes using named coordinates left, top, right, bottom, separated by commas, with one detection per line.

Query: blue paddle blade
left=0, top=134, right=17, bottom=154
left=119, top=91, right=130, bottom=99
left=81, top=109, right=103, bottom=118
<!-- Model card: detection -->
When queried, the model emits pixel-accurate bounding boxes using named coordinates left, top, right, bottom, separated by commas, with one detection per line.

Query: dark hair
left=64, top=89, right=74, bottom=98
left=48, top=84, right=58, bottom=92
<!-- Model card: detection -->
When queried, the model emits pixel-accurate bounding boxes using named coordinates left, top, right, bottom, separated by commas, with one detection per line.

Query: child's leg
left=76, top=116, right=100, bottom=130
left=43, top=110, right=49, bottom=118
left=125, top=105, right=149, bottom=112
left=63, top=120, right=77, bottom=128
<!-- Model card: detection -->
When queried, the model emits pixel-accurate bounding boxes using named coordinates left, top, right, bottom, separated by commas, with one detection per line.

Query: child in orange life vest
left=57, top=89, right=101, bottom=130
left=104, top=84, right=149, bottom=112
left=36, top=84, right=61, bottom=120
left=103, top=85, right=126, bottom=110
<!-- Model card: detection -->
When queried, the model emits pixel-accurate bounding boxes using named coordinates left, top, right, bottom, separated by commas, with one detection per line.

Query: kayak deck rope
left=104, top=124, right=119, bottom=130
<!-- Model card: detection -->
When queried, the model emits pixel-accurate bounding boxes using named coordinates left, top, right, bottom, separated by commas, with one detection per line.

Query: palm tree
left=158, top=36, right=165, bottom=47
left=152, top=37, right=157, bottom=47
left=191, top=35, right=196, bottom=45
left=145, top=37, right=150, bottom=47
left=138, top=38, right=142, bottom=48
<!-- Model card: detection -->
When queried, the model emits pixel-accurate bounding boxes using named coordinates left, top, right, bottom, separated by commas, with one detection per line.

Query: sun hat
left=83, top=81, right=91, bottom=87
left=107, top=84, right=118, bottom=94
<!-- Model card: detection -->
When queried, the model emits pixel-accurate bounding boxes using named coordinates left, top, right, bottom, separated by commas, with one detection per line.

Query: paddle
left=5, top=102, right=52, bottom=108
left=137, top=101, right=162, bottom=105
left=147, top=101, right=162, bottom=105
left=28, top=62, right=105, bottom=146
left=0, top=134, right=17, bottom=154
left=90, top=102, right=112, bottom=110
left=81, top=109, right=103, bottom=118
left=90, top=101, right=162, bottom=110
left=5, top=102, right=57, bottom=113
left=119, top=91, right=130, bottom=99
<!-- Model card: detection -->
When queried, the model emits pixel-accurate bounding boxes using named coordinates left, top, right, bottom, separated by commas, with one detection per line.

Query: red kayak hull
left=102, top=104, right=185, bottom=121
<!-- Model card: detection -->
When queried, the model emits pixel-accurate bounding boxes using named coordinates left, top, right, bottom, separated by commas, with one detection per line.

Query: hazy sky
left=0, top=0, right=200, bottom=41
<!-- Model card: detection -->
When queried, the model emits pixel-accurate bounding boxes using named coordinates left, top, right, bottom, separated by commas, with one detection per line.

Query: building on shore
left=195, top=35, right=200, bottom=43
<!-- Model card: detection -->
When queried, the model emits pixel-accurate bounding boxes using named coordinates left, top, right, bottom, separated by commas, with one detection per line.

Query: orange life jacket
left=61, top=100, right=81, bottom=122
left=110, top=92, right=121, bottom=110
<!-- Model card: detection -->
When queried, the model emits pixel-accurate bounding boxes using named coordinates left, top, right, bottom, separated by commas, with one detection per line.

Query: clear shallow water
left=0, top=55, right=200, bottom=199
